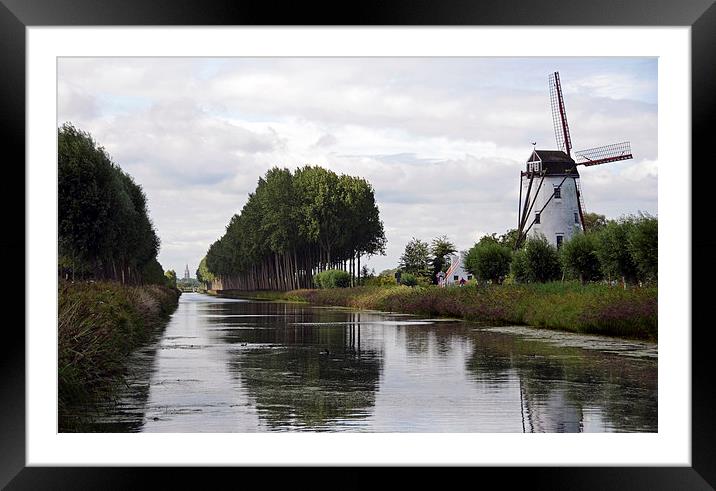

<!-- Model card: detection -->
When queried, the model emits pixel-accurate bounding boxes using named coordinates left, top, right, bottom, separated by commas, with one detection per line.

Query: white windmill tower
left=516, top=71, right=634, bottom=249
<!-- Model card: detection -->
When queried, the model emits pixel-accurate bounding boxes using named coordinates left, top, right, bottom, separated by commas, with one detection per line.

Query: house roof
left=527, top=150, right=579, bottom=176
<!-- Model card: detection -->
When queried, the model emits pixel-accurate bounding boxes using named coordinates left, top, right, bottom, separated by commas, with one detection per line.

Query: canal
left=71, top=292, right=657, bottom=432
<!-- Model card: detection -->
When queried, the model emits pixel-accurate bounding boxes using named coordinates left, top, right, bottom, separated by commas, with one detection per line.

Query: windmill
left=515, top=71, right=633, bottom=249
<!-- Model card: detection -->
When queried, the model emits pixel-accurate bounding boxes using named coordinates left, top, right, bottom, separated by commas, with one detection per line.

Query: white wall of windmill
left=523, top=175, right=582, bottom=247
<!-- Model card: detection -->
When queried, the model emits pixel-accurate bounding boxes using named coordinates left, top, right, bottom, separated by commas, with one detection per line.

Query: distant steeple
left=184, top=264, right=190, bottom=280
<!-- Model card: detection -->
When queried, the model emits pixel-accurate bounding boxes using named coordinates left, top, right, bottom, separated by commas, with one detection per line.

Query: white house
left=441, top=253, right=472, bottom=286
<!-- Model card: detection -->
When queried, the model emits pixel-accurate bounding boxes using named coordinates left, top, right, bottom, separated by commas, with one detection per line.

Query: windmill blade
left=549, top=72, right=572, bottom=156
left=574, top=141, right=633, bottom=166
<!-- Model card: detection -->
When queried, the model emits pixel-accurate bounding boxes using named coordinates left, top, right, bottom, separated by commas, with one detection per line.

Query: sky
left=57, top=57, right=657, bottom=275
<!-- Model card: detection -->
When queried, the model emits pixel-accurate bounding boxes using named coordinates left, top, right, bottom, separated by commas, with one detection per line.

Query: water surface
left=68, top=292, right=657, bottom=432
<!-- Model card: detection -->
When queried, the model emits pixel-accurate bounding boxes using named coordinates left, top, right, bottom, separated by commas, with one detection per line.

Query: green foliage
left=560, top=232, right=602, bottom=283
left=164, top=270, right=177, bottom=289
left=510, top=248, right=530, bottom=283
left=314, top=269, right=352, bottom=288
left=595, top=218, right=639, bottom=284
left=583, top=212, right=607, bottom=233
left=512, top=235, right=561, bottom=283
left=399, top=237, right=431, bottom=278
left=141, top=259, right=167, bottom=286
left=195, top=256, right=215, bottom=286
left=205, top=165, right=386, bottom=290
left=429, top=235, right=457, bottom=284
left=58, top=123, right=164, bottom=284
left=364, top=273, right=399, bottom=287
left=464, top=240, right=512, bottom=283
left=399, top=272, right=418, bottom=287
left=627, top=213, right=658, bottom=282
left=477, top=229, right=518, bottom=249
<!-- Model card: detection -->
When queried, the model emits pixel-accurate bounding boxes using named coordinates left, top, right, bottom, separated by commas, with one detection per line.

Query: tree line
left=204, top=166, right=386, bottom=290
left=58, top=123, right=166, bottom=285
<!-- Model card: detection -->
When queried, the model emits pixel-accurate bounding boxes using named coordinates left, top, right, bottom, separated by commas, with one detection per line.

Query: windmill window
left=453, top=275, right=459, bottom=281
left=556, top=235, right=564, bottom=249
left=535, top=212, right=540, bottom=224
left=574, top=212, right=579, bottom=224
left=467, top=275, right=473, bottom=280
left=553, top=186, right=561, bottom=199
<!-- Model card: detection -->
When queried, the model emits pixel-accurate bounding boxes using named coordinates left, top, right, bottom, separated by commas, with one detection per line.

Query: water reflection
left=460, top=331, right=657, bottom=432
left=204, top=304, right=382, bottom=431
left=64, top=293, right=657, bottom=432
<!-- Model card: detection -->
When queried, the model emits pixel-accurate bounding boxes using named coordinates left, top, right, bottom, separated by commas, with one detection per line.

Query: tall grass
left=58, top=281, right=180, bottom=410
left=246, top=282, right=657, bottom=340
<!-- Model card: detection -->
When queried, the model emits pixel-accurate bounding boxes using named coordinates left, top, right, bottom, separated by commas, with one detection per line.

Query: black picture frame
left=3, top=0, right=714, bottom=487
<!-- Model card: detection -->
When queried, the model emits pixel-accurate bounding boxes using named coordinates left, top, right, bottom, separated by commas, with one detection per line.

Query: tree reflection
left=206, top=303, right=382, bottom=430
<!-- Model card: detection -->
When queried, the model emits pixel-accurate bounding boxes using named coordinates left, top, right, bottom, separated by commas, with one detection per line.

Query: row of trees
left=464, top=213, right=657, bottom=286
left=58, top=123, right=166, bottom=285
left=205, top=166, right=386, bottom=290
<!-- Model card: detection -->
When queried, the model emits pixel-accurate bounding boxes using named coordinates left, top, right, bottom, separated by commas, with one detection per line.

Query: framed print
left=4, top=0, right=715, bottom=487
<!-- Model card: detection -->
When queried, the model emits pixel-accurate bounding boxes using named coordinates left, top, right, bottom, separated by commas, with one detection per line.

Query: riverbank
left=58, top=281, right=180, bottom=415
left=217, top=282, right=657, bottom=340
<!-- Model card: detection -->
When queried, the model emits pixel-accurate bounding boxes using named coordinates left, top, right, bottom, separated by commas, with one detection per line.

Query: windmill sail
left=549, top=72, right=572, bottom=156
left=574, top=141, right=633, bottom=166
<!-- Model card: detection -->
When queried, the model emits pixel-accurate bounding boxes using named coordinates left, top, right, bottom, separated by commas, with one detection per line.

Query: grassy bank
left=220, top=282, right=657, bottom=340
left=58, top=281, right=180, bottom=411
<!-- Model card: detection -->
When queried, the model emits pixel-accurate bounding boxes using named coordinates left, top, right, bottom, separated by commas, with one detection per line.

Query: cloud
left=313, top=133, right=338, bottom=148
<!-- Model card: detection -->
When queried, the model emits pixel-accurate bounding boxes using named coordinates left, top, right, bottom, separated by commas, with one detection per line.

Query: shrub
left=595, top=219, right=639, bottom=284
left=314, top=269, right=351, bottom=288
left=627, top=213, right=658, bottom=282
left=364, top=274, right=399, bottom=287
left=560, top=232, right=602, bottom=283
left=513, top=236, right=561, bottom=283
left=400, top=272, right=418, bottom=287
left=510, top=248, right=530, bottom=283
left=464, top=241, right=512, bottom=283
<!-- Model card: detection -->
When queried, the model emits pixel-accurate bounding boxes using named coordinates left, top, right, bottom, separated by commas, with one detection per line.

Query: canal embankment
left=58, top=281, right=181, bottom=414
left=215, top=282, right=657, bottom=340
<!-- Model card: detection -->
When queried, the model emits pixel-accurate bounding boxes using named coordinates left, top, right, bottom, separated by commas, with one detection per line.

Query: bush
left=627, top=213, right=657, bottom=282
left=314, top=269, right=351, bottom=288
left=400, top=272, right=418, bottom=287
left=560, top=232, right=602, bottom=283
left=510, top=248, right=530, bottom=283
left=464, top=241, right=512, bottom=283
left=512, top=236, right=561, bottom=283
left=364, top=274, right=399, bottom=287
left=595, top=219, right=639, bottom=284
